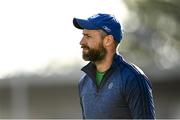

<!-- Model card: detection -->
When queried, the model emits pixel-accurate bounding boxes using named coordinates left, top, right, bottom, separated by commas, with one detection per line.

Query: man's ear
left=103, top=35, right=114, bottom=47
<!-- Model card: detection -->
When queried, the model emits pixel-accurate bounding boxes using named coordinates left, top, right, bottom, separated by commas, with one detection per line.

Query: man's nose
left=80, top=37, right=86, bottom=45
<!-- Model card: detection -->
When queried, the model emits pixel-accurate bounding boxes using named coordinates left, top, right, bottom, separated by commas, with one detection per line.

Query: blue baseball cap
left=73, top=13, right=123, bottom=43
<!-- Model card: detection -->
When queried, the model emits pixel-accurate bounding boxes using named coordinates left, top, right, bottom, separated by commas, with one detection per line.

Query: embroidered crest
left=108, top=82, right=113, bottom=89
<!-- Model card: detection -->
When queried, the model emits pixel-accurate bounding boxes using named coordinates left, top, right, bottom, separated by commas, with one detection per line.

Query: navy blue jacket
left=78, top=54, right=155, bottom=119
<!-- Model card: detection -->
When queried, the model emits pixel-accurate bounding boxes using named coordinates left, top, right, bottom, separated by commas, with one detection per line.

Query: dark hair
left=99, top=30, right=108, bottom=39
left=100, top=30, right=119, bottom=48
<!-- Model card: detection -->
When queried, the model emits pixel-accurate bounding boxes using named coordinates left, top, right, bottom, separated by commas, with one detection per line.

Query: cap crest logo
left=102, top=26, right=111, bottom=32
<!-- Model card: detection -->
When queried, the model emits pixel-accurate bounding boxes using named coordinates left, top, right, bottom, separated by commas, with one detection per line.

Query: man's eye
left=82, top=34, right=91, bottom=38
left=85, top=35, right=91, bottom=38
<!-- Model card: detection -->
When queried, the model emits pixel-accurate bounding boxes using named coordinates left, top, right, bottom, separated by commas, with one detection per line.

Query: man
left=73, top=13, right=155, bottom=119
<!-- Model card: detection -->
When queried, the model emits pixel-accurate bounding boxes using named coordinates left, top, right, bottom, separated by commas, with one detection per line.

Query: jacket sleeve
left=78, top=77, right=85, bottom=119
left=79, top=96, right=85, bottom=119
left=124, top=73, right=156, bottom=119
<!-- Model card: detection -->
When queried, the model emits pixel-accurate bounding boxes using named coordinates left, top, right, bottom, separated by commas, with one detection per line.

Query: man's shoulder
left=123, top=62, right=147, bottom=78
left=79, top=73, right=86, bottom=82
left=116, top=55, right=148, bottom=81
left=120, top=59, right=152, bottom=88
left=115, top=59, right=152, bottom=94
left=78, top=73, right=88, bottom=88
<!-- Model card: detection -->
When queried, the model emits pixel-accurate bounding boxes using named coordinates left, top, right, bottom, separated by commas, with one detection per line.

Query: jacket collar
left=81, top=53, right=122, bottom=86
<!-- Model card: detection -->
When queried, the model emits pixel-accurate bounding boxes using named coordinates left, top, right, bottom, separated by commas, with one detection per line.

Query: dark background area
left=0, top=65, right=180, bottom=119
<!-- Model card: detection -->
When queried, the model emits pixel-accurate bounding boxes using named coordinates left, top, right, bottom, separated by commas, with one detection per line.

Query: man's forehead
left=83, top=29, right=101, bottom=34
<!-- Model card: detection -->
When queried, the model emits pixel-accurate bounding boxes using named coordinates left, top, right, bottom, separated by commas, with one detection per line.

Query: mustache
left=81, top=45, right=89, bottom=49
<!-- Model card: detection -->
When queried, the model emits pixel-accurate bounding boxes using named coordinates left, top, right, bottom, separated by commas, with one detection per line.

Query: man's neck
left=94, top=53, right=115, bottom=72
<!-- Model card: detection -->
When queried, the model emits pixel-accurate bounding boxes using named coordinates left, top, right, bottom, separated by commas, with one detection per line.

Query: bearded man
left=73, top=13, right=155, bottom=119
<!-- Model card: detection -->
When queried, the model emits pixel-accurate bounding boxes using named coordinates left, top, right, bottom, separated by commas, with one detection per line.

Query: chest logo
left=108, top=82, right=113, bottom=89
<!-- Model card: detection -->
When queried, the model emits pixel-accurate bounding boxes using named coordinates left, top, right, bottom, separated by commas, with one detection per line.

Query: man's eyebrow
left=82, top=33, right=90, bottom=36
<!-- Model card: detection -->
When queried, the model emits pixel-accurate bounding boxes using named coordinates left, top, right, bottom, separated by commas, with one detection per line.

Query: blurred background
left=0, top=0, right=180, bottom=119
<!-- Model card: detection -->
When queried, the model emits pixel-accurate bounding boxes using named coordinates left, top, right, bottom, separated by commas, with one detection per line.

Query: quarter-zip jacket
left=78, top=54, right=155, bottom=119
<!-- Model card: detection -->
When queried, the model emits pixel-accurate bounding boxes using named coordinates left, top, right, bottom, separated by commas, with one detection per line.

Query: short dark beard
left=82, top=43, right=107, bottom=62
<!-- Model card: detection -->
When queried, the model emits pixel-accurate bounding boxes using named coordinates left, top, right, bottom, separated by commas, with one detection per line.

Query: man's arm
left=124, top=74, right=156, bottom=119
left=79, top=96, right=85, bottom=119
left=78, top=77, right=85, bottom=119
